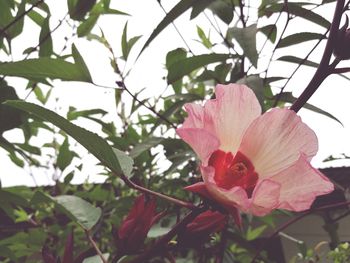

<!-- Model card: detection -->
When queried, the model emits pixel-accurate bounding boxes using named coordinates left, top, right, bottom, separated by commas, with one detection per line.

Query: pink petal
left=176, top=128, right=220, bottom=165
left=184, top=182, right=212, bottom=199
left=201, top=165, right=250, bottom=211
left=239, top=108, right=318, bottom=178
left=250, top=179, right=281, bottom=216
left=271, top=155, right=334, bottom=212
left=182, top=103, right=205, bottom=129
left=204, top=84, right=261, bottom=153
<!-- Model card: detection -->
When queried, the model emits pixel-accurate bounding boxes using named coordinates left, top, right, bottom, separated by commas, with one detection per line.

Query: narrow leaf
left=39, top=16, right=53, bottom=57
left=139, top=0, right=197, bottom=56
left=4, top=101, right=130, bottom=175
left=262, top=3, right=330, bottom=29
left=277, top=32, right=326, bottom=48
left=56, top=137, right=75, bottom=171
left=167, top=53, right=230, bottom=83
left=277, top=55, right=319, bottom=68
left=0, top=58, right=92, bottom=82
left=276, top=92, right=342, bottom=125
left=72, top=44, right=92, bottom=81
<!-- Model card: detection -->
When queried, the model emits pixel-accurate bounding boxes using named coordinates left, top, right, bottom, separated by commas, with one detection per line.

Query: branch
left=116, top=81, right=178, bottom=129
left=0, top=0, right=44, bottom=37
left=117, top=173, right=197, bottom=210
left=331, top=67, right=350, bottom=74
left=85, top=230, right=108, bottom=263
left=129, top=206, right=207, bottom=263
left=290, top=0, right=345, bottom=112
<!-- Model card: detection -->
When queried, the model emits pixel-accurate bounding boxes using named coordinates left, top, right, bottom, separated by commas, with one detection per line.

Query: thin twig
left=116, top=81, right=178, bottom=129
left=273, top=27, right=329, bottom=106
left=117, top=172, right=197, bottom=210
left=25, top=12, right=69, bottom=60
left=0, top=0, right=44, bottom=37
left=264, top=0, right=290, bottom=82
left=85, top=230, right=108, bottom=263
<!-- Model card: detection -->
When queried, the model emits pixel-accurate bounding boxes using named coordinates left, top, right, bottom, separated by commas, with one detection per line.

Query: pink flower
left=177, top=84, right=334, bottom=216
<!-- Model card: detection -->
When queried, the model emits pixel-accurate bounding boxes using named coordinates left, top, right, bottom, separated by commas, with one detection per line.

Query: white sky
left=1, top=0, right=350, bottom=187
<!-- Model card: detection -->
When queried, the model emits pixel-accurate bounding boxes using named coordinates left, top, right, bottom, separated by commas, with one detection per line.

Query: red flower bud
left=334, top=16, right=350, bottom=60
left=178, top=210, right=227, bottom=247
left=116, top=194, right=160, bottom=254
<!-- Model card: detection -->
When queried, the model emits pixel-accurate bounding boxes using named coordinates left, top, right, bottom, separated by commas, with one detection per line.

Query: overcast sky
left=1, top=0, right=350, bottom=187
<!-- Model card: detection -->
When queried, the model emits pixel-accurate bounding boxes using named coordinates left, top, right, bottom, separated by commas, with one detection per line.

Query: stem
left=117, top=173, right=197, bottom=210
left=116, top=81, right=177, bottom=129
left=290, top=0, right=345, bottom=112
left=129, top=206, right=206, bottom=263
left=215, top=227, right=229, bottom=263
left=251, top=199, right=350, bottom=262
left=85, top=230, right=108, bottom=263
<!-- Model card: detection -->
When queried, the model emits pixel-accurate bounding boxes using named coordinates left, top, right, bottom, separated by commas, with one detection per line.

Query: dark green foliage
left=0, top=0, right=346, bottom=262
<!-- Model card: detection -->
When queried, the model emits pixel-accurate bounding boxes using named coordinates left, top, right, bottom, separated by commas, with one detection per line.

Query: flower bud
left=334, top=16, right=350, bottom=60
left=116, top=194, right=160, bottom=254
left=178, top=210, right=227, bottom=247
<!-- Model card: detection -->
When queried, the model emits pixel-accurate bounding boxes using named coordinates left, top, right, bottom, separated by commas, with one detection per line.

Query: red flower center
left=208, top=150, right=258, bottom=197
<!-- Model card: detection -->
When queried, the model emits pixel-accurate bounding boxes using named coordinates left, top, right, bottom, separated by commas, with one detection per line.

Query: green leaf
left=0, top=1, right=13, bottom=41
left=55, top=195, right=101, bottom=230
left=4, top=101, right=130, bottom=175
left=67, top=108, right=107, bottom=120
left=190, top=0, right=215, bottom=19
left=129, top=137, right=164, bottom=158
left=276, top=92, right=342, bottom=125
left=83, top=254, right=110, bottom=263
left=121, top=22, right=141, bottom=60
left=0, top=58, right=92, bottom=82
left=209, top=0, right=234, bottom=24
left=77, top=13, right=100, bottom=37
left=167, top=53, right=230, bottom=84
left=197, top=26, right=212, bottom=49
left=277, top=32, right=326, bottom=48
left=121, top=22, right=128, bottom=60
left=72, top=44, right=92, bottom=81
left=57, top=137, right=75, bottom=171
left=246, top=225, right=267, bottom=241
left=237, top=75, right=264, bottom=107
left=261, top=3, right=330, bottom=29
left=32, top=191, right=101, bottom=230
left=112, top=148, right=133, bottom=178
left=39, top=16, right=53, bottom=57
left=227, top=24, right=258, bottom=67
left=259, top=24, right=277, bottom=43
left=277, top=55, right=319, bottom=68
left=139, top=0, right=197, bottom=56
left=8, top=0, right=26, bottom=39
left=68, top=0, right=96, bottom=21
left=166, top=48, right=187, bottom=69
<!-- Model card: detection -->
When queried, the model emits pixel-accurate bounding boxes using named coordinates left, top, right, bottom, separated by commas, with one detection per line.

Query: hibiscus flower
left=177, top=84, right=334, bottom=216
